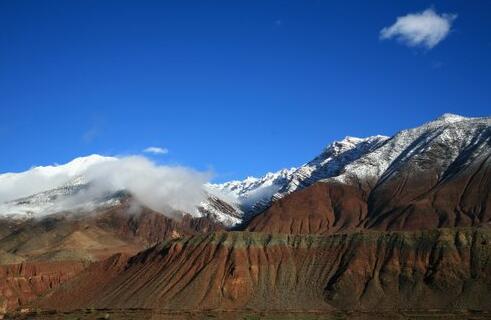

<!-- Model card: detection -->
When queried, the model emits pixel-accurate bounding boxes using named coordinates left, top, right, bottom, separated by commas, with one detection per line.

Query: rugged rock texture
left=35, top=228, right=491, bottom=312
left=91, top=202, right=225, bottom=245
left=209, top=115, right=490, bottom=222
left=1, top=114, right=490, bottom=316
left=245, top=117, right=491, bottom=235
left=0, top=261, right=86, bottom=311
left=246, top=182, right=368, bottom=234
left=366, top=152, right=491, bottom=231
left=247, top=151, right=491, bottom=234
left=29, top=253, right=131, bottom=312
left=0, top=201, right=225, bottom=264
left=1, top=115, right=488, bottom=230
left=0, top=201, right=226, bottom=313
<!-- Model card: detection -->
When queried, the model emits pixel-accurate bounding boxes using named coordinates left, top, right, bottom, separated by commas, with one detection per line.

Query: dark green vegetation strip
left=155, top=228, right=491, bottom=250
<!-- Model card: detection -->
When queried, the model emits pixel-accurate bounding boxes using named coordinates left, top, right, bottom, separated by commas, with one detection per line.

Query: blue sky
left=1, top=1, right=490, bottom=182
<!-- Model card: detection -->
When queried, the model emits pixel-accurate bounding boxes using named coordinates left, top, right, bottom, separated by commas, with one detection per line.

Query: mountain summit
left=0, top=113, right=490, bottom=315
left=0, top=113, right=489, bottom=228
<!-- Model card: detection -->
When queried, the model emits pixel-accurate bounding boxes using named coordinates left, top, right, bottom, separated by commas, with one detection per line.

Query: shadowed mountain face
left=35, top=229, right=491, bottom=312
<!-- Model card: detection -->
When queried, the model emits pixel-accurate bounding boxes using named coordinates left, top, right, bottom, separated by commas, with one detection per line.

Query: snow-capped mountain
left=0, top=155, right=213, bottom=221
left=204, top=135, right=389, bottom=218
left=0, top=183, right=124, bottom=219
left=329, top=113, right=491, bottom=187
left=0, top=113, right=489, bottom=227
left=205, top=136, right=389, bottom=218
left=0, top=155, right=120, bottom=218
left=205, top=167, right=297, bottom=217
left=0, top=154, right=242, bottom=225
left=209, top=113, right=490, bottom=219
left=272, top=135, right=388, bottom=197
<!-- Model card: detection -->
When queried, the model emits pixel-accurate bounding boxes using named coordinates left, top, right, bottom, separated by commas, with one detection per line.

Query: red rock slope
left=36, top=228, right=491, bottom=312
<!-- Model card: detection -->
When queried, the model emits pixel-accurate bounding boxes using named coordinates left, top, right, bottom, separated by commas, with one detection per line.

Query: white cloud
left=82, top=156, right=209, bottom=216
left=380, top=9, right=457, bottom=49
left=143, top=146, right=169, bottom=155
left=0, top=155, right=211, bottom=218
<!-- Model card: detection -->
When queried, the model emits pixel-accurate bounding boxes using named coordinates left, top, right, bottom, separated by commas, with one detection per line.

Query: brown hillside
left=246, top=182, right=368, bottom=234
left=0, top=260, right=86, bottom=311
left=0, top=203, right=225, bottom=313
left=0, top=202, right=224, bottom=264
left=36, top=228, right=491, bottom=312
left=247, top=157, right=491, bottom=234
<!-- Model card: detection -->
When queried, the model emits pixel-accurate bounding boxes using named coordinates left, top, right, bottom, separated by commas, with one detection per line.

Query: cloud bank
left=380, top=9, right=457, bottom=49
left=143, top=146, right=168, bottom=155
left=0, top=155, right=210, bottom=218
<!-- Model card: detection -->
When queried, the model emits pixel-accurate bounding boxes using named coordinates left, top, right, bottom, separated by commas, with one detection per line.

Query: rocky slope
left=0, top=199, right=224, bottom=265
left=1, top=114, right=488, bottom=228
left=35, top=228, right=491, bottom=312
left=246, top=182, right=368, bottom=234
left=0, top=154, right=241, bottom=226
left=206, top=168, right=297, bottom=217
left=0, top=113, right=490, bottom=316
left=247, top=114, right=491, bottom=233
left=0, top=201, right=225, bottom=313
left=0, top=260, right=86, bottom=311
left=212, top=114, right=490, bottom=223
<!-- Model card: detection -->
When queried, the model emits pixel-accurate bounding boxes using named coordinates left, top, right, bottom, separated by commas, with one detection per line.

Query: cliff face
left=37, top=228, right=491, bottom=312
left=0, top=261, right=86, bottom=311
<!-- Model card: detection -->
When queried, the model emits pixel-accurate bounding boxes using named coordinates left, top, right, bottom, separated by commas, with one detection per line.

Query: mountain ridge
left=0, top=113, right=489, bottom=227
left=0, top=113, right=490, bottom=315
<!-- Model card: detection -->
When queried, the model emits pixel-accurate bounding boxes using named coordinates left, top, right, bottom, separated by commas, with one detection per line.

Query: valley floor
left=4, top=309, right=491, bottom=320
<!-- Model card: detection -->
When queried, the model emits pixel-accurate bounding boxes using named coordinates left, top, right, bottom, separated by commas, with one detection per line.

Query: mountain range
left=0, top=113, right=490, bottom=318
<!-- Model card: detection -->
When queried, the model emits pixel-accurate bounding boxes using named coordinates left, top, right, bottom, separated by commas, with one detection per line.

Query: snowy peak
left=20, top=154, right=115, bottom=178
left=0, top=155, right=115, bottom=204
left=434, top=113, right=468, bottom=123
left=208, top=113, right=490, bottom=219
left=206, top=135, right=390, bottom=217
left=0, top=155, right=219, bottom=223
left=272, top=134, right=389, bottom=197
left=0, top=155, right=121, bottom=218
left=318, top=135, right=389, bottom=163
left=331, top=113, right=490, bottom=186
left=210, top=167, right=296, bottom=198
left=326, top=135, right=389, bottom=156
left=0, top=113, right=488, bottom=227
left=0, top=183, right=123, bottom=219
left=206, top=167, right=297, bottom=216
